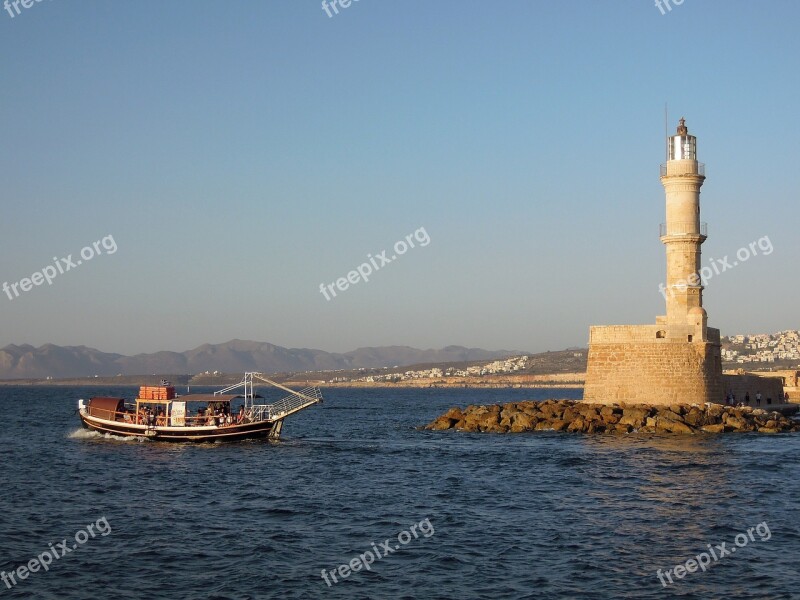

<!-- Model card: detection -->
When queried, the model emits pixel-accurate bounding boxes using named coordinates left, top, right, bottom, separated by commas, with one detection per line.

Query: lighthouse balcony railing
left=660, top=162, right=705, bottom=177
left=660, top=222, right=707, bottom=237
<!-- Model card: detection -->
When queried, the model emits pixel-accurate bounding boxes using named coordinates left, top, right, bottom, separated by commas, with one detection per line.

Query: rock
left=669, top=404, right=685, bottom=416
left=455, top=420, right=479, bottom=432
left=483, top=421, right=509, bottom=433
left=539, top=404, right=563, bottom=419
left=725, top=416, right=750, bottom=431
left=701, top=423, right=725, bottom=433
left=520, top=402, right=541, bottom=416
left=443, top=407, right=464, bottom=421
left=600, top=405, right=622, bottom=417
left=623, top=407, right=651, bottom=421
left=619, top=414, right=645, bottom=428
left=684, top=408, right=705, bottom=427
left=426, top=416, right=457, bottom=431
left=586, top=421, right=606, bottom=434
left=655, top=419, right=670, bottom=433
left=660, top=409, right=685, bottom=423
left=660, top=420, right=694, bottom=434
left=567, top=417, right=586, bottom=432
left=562, top=407, right=578, bottom=422
left=510, top=413, right=536, bottom=433
left=550, top=419, right=569, bottom=432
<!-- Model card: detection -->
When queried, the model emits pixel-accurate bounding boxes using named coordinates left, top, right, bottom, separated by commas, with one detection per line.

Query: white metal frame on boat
left=214, top=372, right=323, bottom=421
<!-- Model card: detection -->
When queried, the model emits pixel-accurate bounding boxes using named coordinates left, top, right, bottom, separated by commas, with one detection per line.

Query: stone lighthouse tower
left=659, top=118, right=708, bottom=341
left=582, top=119, right=724, bottom=406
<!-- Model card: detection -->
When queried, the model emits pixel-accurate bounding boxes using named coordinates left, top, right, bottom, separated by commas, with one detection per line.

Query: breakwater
left=425, top=399, right=800, bottom=434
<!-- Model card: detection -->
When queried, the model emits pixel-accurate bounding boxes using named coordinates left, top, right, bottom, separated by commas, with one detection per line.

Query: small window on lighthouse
left=656, top=330, right=666, bottom=339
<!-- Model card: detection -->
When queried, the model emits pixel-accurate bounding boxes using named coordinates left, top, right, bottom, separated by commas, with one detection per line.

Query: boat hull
left=79, top=412, right=283, bottom=442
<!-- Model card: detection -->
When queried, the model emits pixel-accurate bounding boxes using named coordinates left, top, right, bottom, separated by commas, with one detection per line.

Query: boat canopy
left=87, top=397, right=125, bottom=420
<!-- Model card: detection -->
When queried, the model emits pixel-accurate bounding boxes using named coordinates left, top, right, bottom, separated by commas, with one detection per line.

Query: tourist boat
left=77, top=373, right=323, bottom=442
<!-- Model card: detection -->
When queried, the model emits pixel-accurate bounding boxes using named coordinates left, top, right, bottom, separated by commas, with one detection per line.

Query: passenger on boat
left=205, top=413, right=216, bottom=426
left=123, top=410, right=132, bottom=423
left=237, top=406, right=246, bottom=424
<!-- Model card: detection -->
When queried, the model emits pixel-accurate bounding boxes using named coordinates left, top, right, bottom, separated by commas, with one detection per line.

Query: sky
left=1, top=0, right=798, bottom=356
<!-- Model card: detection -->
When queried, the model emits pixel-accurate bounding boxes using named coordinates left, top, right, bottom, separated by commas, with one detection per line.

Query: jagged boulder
left=510, top=412, right=537, bottom=433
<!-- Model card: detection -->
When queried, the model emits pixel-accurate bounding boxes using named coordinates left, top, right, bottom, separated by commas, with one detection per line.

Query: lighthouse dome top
left=668, top=117, right=697, bottom=161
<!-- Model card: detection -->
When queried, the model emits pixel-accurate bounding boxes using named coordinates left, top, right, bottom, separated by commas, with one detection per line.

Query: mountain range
left=0, top=340, right=526, bottom=380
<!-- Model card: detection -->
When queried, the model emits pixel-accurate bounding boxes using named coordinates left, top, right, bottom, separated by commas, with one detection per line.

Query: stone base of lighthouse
left=582, top=324, right=724, bottom=406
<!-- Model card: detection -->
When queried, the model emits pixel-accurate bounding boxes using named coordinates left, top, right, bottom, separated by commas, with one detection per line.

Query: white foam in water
left=68, top=428, right=149, bottom=443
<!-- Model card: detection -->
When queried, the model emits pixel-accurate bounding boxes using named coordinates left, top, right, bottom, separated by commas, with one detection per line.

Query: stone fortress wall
left=721, top=374, right=784, bottom=406
left=583, top=325, right=724, bottom=405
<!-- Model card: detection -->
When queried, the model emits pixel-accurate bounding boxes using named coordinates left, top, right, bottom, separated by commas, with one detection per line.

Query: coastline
left=0, top=373, right=586, bottom=389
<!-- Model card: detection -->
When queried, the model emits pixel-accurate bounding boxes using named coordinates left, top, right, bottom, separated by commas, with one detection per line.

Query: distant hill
left=0, top=340, right=527, bottom=380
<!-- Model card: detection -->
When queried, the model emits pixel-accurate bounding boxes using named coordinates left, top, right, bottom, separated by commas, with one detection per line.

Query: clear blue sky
left=1, top=1, right=798, bottom=355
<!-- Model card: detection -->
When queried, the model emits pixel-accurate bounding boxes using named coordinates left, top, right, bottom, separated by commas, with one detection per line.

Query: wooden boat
left=77, top=373, right=322, bottom=442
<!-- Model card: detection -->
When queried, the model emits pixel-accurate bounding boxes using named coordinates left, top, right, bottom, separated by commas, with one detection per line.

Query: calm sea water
left=0, top=386, right=798, bottom=600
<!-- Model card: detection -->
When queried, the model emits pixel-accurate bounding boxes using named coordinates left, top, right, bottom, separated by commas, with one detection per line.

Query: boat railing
left=91, top=409, right=241, bottom=428
left=248, top=386, right=323, bottom=422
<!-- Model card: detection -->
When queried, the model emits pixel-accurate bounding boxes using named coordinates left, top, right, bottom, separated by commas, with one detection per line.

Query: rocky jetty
left=424, top=400, right=800, bottom=434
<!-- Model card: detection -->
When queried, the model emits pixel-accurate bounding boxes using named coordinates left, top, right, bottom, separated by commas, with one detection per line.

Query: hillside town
left=722, top=330, right=800, bottom=364
left=330, top=356, right=531, bottom=384
left=325, top=330, right=800, bottom=384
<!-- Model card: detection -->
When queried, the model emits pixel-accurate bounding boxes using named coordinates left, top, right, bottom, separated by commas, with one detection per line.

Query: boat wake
left=69, top=428, right=150, bottom=443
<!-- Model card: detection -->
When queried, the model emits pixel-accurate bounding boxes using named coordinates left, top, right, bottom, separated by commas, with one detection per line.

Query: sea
left=0, top=386, right=798, bottom=600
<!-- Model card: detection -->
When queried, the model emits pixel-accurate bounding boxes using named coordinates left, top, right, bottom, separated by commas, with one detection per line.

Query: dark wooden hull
left=79, top=412, right=283, bottom=442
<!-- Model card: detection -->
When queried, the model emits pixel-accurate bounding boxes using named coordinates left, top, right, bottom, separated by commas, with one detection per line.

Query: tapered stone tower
left=660, top=118, right=708, bottom=339
left=582, top=119, right=724, bottom=406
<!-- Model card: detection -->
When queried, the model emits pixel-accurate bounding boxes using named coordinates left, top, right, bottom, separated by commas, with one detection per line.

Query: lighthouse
left=581, top=118, right=724, bottom=406
left=581, top=118, right=786, bottom=407
left=658, top=118, right=709, bottom=341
